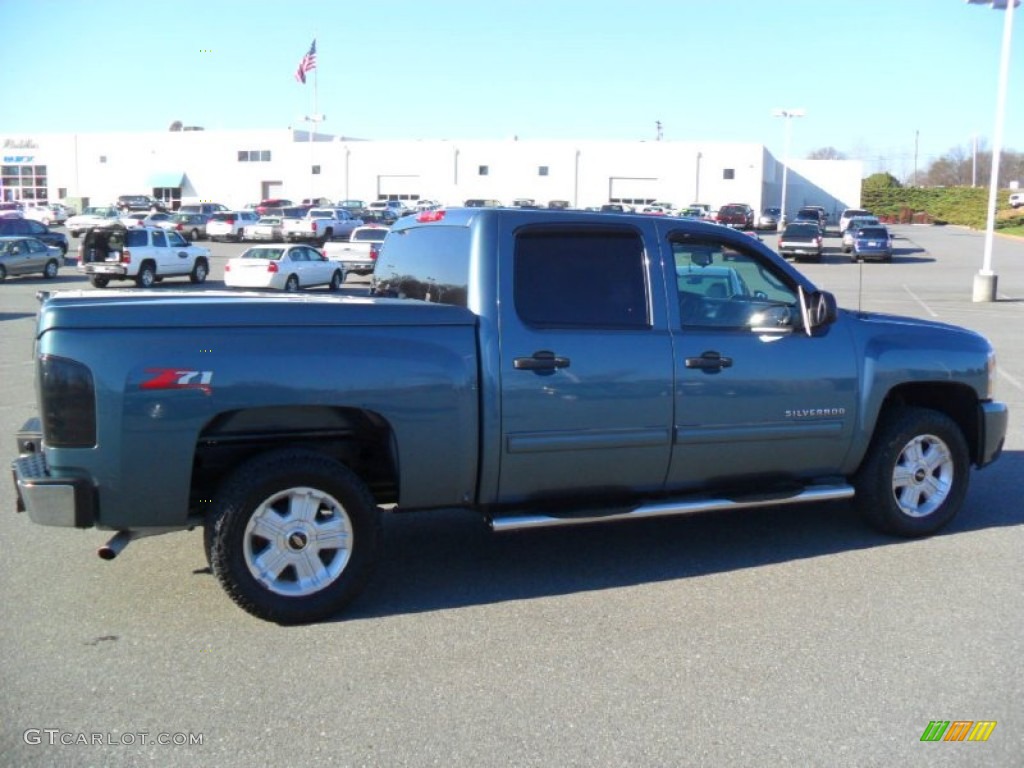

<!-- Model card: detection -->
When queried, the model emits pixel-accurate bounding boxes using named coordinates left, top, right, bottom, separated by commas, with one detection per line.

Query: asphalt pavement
left=0, top=225, right=1021, bottom=767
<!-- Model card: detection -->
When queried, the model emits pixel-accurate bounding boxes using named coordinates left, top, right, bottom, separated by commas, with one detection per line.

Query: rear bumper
left=12, top=451, right=97, bottom=528
left=978, top=401, right=1008, bottom=468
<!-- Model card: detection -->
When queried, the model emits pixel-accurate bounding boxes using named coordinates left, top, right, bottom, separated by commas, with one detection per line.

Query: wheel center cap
left=286, top=530, right=309, bottom=551
left=914, top=467, right=928, bottom=483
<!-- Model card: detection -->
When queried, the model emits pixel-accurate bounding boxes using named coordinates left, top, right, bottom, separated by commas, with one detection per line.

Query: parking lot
left=1, top=223, right=1022, bottom=767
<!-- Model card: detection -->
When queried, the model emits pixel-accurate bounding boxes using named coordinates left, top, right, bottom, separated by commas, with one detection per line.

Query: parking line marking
left=998, top=368, right=1024, bottom=393
left=902, top=285, right=939, bottom=318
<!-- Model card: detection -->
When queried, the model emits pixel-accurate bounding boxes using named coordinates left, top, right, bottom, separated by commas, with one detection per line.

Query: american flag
left=295, top=39, right=317, bottom=84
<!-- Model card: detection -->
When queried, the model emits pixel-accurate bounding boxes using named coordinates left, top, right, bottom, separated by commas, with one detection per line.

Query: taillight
left=39, top=355, right=96, bottom=447
left=121, top=249, right=131, bottom=264
left=311, top=222, right=318, bottom=232
left=176, top=223, right=184, bottom=230
left=267, top=262, right=279, bottom=273
left=417, top=209, right=445, bottom=223
left=225, top=218, right=235, bottom=226
left=369, top=244, right=379, bottom=261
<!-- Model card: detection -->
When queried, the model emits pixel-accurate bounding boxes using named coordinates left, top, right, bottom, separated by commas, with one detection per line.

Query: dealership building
left=0, top=128, right=863, bottom=218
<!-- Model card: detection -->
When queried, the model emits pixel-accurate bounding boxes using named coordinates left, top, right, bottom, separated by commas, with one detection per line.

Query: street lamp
left=772, top=108, right=805, bottom=232
left=967, top=0, right=1018, bottom=302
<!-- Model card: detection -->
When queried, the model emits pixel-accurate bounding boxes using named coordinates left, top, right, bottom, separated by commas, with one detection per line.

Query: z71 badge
left=140, top=368, right=214, bottom=394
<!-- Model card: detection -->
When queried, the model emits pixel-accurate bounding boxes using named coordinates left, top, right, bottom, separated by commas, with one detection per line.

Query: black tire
left=89, top=275, right=109, bottom=288
left=285, top=274, right=299, bottom=292
left=190, top=258, right=209, bottom=284
left=190, top=228, right=200, bottom=241
left=43, top=259, right=59, bottom=279
left=854, top=406, right=970, bottom=537
left=0, top=264, right=6, bottom=281
left=136, top=262, right=156, bottom=288
left=206, top=449, right=382, bottom=624
left=328, top=270, right=343, bottom=291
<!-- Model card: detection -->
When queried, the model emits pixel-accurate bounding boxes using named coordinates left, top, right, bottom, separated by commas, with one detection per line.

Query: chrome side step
left=490, top=484, right=855, bottom=532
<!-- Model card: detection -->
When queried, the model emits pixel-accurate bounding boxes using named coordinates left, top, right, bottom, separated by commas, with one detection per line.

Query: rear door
left=495, top=220, right=674, bottom=503
left=160, top=229, right=192, bottom=275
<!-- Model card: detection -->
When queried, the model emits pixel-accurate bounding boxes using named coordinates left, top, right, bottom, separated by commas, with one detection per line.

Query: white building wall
left=1, top=130, right=862, bottom=216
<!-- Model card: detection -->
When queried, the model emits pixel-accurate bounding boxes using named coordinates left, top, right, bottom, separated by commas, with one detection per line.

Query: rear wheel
left=0, top=265, right=6, bottom=281
left=328, top=270, right=343, bottom=291
left=854, top=406, right=969, bottom=537
left=190, top=228, right=200, bottom=241
left=43, top=259, right=59, bottom=279
left=136, top=262, right=156, bottom=288
left=206, top=449, right=382, bottom=623
left=285, top=274, right=300, bottom=292
left=89, top=275, right=109, bottom=288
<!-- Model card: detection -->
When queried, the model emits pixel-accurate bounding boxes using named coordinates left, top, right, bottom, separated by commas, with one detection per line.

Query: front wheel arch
left=854, top=406, right=970, bottom=537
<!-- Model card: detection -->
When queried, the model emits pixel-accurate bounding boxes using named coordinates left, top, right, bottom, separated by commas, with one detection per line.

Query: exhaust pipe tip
left=98, top=531, right=133, bottom=560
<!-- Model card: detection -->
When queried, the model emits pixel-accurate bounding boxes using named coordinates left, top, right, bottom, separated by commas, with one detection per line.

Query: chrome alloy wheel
left=243, top=486, right=353, bottom=596
left=890, top=433, right=954, bottom=518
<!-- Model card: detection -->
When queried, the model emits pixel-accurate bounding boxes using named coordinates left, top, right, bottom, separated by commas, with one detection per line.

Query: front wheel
left=190, top=258, right=209, bottom=284
left=854, top=406, right=970, bottom=537
left=206, top=449, right=382, bottom=623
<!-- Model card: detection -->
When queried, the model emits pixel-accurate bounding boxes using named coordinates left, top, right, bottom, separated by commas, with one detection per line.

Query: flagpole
left=311, top=43, right=317, bottom=201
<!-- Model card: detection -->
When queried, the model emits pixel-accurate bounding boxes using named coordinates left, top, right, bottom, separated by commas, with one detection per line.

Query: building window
left=723, top=168, right=735, bottom=180
left=2, top=162, right=49, bottom=202
left=538, top=166, right=549, bottom=176
left=478, top=165, right=489, bottom=176
left=312, top=165, right=321, bottom=175
left=237, top=150, right=271, bottom=162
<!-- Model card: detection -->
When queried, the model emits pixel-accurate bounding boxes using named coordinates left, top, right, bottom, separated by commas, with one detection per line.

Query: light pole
left=967, top=0, right=1018, bottom=302
left=772, top=108, right=805, bottom=232
left=694, top=151, right=702, bottom=203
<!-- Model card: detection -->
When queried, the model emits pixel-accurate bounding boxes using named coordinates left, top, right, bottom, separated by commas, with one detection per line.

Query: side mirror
left=808, top=290, right=838, bottom=329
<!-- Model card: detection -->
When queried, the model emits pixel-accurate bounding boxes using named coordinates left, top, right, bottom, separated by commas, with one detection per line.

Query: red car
left=256, top=198, right=293, bottom=215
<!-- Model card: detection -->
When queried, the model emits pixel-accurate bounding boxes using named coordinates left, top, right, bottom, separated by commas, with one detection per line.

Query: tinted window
left=352, top=229, right=386, bottom=242
left=125, top=229, right=148, bottom=247
left=784, top=224, right=820, bottom=236
left=857, top=227, right=888, bottom=238
left=514, top=227, right=648, bottom=329
left=152, top=230, right=167, bottom=247
left=373, top=225, right=471, bottom=307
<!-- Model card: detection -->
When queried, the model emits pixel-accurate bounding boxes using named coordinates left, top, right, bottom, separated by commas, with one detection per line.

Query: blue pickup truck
left=12, top=208, right=1008, bottom=623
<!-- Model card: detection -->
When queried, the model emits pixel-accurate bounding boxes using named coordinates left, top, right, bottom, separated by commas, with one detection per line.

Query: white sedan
left=224, top=244, right=345, bottom=292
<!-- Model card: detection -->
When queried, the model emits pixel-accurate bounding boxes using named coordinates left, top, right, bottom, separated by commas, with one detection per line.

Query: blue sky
left=1, top=0, right=1021, bottom=176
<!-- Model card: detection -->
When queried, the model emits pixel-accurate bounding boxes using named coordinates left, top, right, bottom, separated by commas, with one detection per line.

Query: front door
left=661, top=227, right=859, bottom=490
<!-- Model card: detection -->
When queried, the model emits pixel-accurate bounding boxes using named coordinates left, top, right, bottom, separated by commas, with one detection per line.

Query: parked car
left=777, top=222, right=823, bottom=262
left=20, top=204, right=60, bottom=226
left=0, top=217, right=70, bottom=255
left=337, top=199, right=367, bottom=215
left=120, top=211, right=176, bottom=229
left=464, top=199, right=502, bottom=209
left=599, top=203, right=631, bottom=213
left=851, top=225, right=894, bottom=263
left=322, top=224, right=389, bottom=276
left=715, top=203, right=755, bottom=229
left=158, top=212, right=211, bottom=241
left=116, top=195, right=167, bottom=213
left=793, top=207, right=826, bottom=232
left=256, top=198, right=293, bottom=215
left=839, top=208, right=872, bottom=234
left=65, top=206, right=123, bottom=237
left=243, top=216, right=284, bottom=242
left=366, top=200, right=409, bottom=220
left=224, top=244, right=345, bottom=291
left=758, top=207, right=782, bottom=230
left=78, top=226, right=211, bottom=288
left=0, top=201, right=23, bottom=217
left=178, top=202, right=229, bottom=216
left=841, top=216, right=882, bottom=252
left=1009, top=192, right=1023, bottom=209
left=0, top=236, right=62, bottom=281
left=206, top=211, right=259, bottom=242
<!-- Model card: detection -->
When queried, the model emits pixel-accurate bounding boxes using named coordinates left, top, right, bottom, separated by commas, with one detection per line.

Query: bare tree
left=807, top=146, right=846, bottom=160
